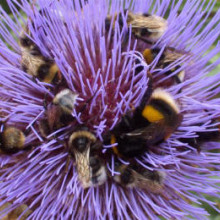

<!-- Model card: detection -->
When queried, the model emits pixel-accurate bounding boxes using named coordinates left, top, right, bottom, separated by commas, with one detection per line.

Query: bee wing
left=161, top=50, right=193, bottom=66
left=123, top=121, right=167, bottom=144
left=162, top=51, right=184, bottom=63
left=124, top=112, right=182, bottom=144
left=130, top=14, right=167, bottom=30
left=46, top=104, right=63, bottom=131
left=132, top=169, right=164, bottom=193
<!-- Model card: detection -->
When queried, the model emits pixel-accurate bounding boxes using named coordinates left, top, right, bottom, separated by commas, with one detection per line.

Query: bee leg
left=57, top=70, right=63, bottom=84
left=24, top=127, right=31, bottom=136
left=180, top=137, right=201, bottom=153
left=54, top=138, right=73, bottom=174
left=121, top=31, right=129, bottom=49
left=176, top=87, right=182, bottom=94
left=133, top=34, right=154, bottom=45
left=43, top=92, right=49, bottom=110
left=129, top=103, right=135, bottom=112
left=193, top=138, right=201, bottom=153
left=159, top=191, right=170, bottom=201
left=54, top=136, right=66, bottom=147
left=78, top=90, right=98, bottom=113
left=91, top=140, right=103, bottom=151
left=117, top=114, right=134, bottom=131
left=32, top=76, right=38, bottom=83
left=134, top=58, right=144, bottom=76
left=173, top=75, right=182, bottom=84
left=64, top=154, right=72, bottom=174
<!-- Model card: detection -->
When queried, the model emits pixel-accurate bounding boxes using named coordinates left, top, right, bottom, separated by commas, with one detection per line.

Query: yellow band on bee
left=143, top=49, right=153, bottom=64
left=111, top=135, right=120, bottom=156
left=142, top=105, right=164, bottom=122
left=110, top=134, right=116, bottom=145
left=112, top=146, right=120, bottom=155
left=43, top=64, right=59, bottom=83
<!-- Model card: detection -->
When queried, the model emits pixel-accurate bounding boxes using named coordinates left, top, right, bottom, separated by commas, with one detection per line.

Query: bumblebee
left=19, top=29, right=62, bottom=85
left=105, top=10, right=167, bottom=43
left=142, top=47, right=186, bottom=85
left=179, top=125, right=220, bottom=152
left=39, top=89, right=78, bottom=137
left=68, top=127, right=107, bottom=188
left=113, top=159, right=165, bottom=193
left=105, top=88, right=182, bottom=158
left=0, top=126, right=26, bottom=154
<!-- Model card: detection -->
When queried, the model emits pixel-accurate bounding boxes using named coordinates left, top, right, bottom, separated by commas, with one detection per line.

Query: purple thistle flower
left=0, top=0, right=220, bottom=219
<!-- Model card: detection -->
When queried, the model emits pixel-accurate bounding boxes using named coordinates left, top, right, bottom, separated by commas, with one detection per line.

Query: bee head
left=68, top=130, right=96, bottom=155
left=53, top=89, right=78, bottom=115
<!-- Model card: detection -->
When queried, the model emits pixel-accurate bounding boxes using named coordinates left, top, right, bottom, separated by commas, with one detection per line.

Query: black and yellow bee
left=19, top=28, right=62, bottom=85
left=39, top=89, right=78, bottom=137
left=179, top=123, right=220, bottom=152
left=105, top=87, right=182, bottom=158
left=142, top=47, right=186, bottom=85
left=0, top=126, right=26, bottom=154
left=113, top=159, right=165, bottom=193
left=68, top=127, right=107, bottom=188
left=105, top=10, right=167, bottom=43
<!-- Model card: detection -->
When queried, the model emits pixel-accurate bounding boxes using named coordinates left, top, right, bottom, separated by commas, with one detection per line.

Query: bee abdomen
left=141, top=88, right=181, bottom=126
left=0, top=127, right=25, bottom=153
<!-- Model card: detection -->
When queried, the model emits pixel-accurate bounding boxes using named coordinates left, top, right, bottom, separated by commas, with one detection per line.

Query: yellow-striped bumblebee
left=39, top=89, right=78, bottom=137
left=105, top=10, right=167, bottom=43
left=0, top=126, right=26, bottom=154
left=19, top=29, right=62, bottom=85
left=105, top=88, right=182, bottom=158
left=113, top=159, right=165, bottom=193
left=142, top=47, right=186, bottom=85
left=68, top=127, right=107, bottom=188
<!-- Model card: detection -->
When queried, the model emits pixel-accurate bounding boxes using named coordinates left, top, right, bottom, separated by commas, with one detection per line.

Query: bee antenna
left=78, top=90, right=99, bottom=114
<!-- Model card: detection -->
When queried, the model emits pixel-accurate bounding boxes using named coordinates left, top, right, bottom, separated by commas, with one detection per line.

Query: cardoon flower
left=0, top=0, right=220, bottom=219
